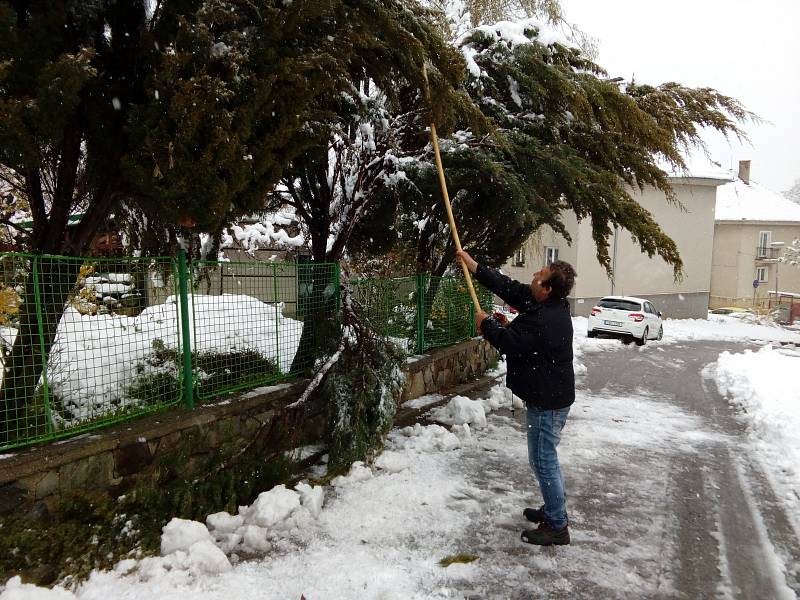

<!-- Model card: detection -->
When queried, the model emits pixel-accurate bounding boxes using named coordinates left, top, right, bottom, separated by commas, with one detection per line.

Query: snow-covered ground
left=707, top=344, right=800, bottom=521
left=573, top=313, right=800, bottom=532
left=2, top=312, right=799, bottom=598
left=573, top=313, right=800, bottom=346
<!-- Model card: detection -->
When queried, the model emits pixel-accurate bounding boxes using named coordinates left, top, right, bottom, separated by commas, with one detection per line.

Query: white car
left=587, top=296, right=663, bottom=345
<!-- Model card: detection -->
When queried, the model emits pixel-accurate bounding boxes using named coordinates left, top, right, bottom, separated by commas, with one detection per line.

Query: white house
left=502, top=163, right=732, bottom=319
left=710, top=161, right=800, bottom=309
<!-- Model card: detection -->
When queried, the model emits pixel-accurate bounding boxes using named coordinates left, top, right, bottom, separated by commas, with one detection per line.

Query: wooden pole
left=421, top=63, right=482, bottom=313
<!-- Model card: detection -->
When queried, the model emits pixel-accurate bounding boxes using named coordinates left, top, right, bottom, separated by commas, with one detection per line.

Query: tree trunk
left=0, top=257, right=81, bottom=444
left=289, top=260, right=340, bottom=374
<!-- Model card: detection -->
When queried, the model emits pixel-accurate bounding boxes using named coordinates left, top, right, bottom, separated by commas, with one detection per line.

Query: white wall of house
left=710, top=222, right=800, bottom=308
left=573, top=179, right=719, bottom=318
left=499, top=211, right=579, bottom=290
left=500, top=176, right=725, bottom=318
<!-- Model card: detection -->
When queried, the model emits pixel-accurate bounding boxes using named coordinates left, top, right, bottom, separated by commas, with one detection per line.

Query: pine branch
left=0, top=217, right=32, bottom=239
left=286, top=288, right=356, bottom=409
left=286, top=333, right=347, bottom=410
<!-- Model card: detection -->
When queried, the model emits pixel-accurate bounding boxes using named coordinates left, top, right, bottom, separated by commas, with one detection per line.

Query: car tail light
left=628, top=313, right=645, bottom=322
left=590, top=307, right=602, bottom=316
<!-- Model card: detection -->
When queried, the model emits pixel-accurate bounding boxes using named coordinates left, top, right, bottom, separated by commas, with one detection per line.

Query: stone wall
left=402, top=338, right=498, bottom=401
left=0, top=338, right=497, bottom=520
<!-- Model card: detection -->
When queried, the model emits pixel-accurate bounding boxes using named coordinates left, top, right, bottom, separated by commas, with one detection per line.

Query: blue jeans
left=526, top=405, right=571, bottom=530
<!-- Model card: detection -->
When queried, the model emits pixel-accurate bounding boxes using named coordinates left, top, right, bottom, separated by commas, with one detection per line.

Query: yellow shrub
left=0, top=286, right=21, bottom=326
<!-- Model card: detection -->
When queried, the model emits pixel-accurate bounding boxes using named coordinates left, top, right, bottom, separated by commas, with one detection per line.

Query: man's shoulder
left=539, top=300, right=574, bottom=326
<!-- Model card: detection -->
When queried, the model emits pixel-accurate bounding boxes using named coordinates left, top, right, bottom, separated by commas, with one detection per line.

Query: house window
left=513, top=247, right=525, bottom=267
left=757, top=231, right=772, bottom=257
left=756, top=266, right=768, bottom=283
left=545, top=246, right=559, bottom=265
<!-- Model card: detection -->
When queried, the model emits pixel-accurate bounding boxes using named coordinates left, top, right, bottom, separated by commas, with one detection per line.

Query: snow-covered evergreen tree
left=783, top=238, right=800, bottom=267
left=0, top=0, right=476, bottom=438
left=784, top=179, right=800, bottom=205
left=354, top=18, right=751, bottom=278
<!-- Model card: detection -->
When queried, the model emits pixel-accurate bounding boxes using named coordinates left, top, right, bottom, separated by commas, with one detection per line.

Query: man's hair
left=544, top=260, right=577, bottom=300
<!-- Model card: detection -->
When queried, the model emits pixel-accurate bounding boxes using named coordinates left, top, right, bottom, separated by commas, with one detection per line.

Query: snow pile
left=480, top=384, right=522, bottom=413
left=181, top=294, right=301, bottom=371
left=0, top=420, right=474, bottom=599
left=0, top=577, right=75, bottom=599
left=331, top=462, right=374, bottom=488
left=158, top=519, right=232, bottom=575
left=388, top=423, right=463, bottom=452
left=205, top=483, right=325, bottom=556
left=7, top=295, right=301, bottom=426
left=160, top=518, right=217, bottom=555
left=664, top=314, right=800, bottom=343
left=712, top=345, right=800, bottom=502
left=429, top=395, right=487, bottom=428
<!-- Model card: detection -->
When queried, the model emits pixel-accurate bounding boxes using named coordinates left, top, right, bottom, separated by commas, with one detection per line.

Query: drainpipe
left=610, top=225, right=619, bottom=295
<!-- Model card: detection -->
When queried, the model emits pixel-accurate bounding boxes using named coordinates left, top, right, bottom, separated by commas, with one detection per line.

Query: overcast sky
left=559, top=0, right=800, bottom=192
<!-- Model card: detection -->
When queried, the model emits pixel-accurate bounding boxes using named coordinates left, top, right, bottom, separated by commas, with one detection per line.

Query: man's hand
left=475, top=310, right=489, bottom=335
left=456, top=250, right=478, bottom=274
left=492, top=311, right=510, bottom=327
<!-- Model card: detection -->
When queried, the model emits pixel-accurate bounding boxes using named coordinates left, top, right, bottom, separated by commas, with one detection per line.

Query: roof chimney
left=738, top=160, right=751, bottom=184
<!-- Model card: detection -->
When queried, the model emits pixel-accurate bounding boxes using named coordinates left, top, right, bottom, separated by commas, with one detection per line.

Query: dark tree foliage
left=268, top=1, right=484, bottom=265
left=0, top=0, right=475, bottom=437
left=353, top=22, right=752, bottom=278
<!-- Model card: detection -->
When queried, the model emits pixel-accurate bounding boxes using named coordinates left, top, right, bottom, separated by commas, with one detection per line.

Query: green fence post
left=469, top=294, right=476, bottom=338
left=273, top=263, right=280, bottom=372
left=177, top=249, right=194, bottom=409
left=32, top=255, right=54, bottom=435
left=416, top=274, right=426, bottom=354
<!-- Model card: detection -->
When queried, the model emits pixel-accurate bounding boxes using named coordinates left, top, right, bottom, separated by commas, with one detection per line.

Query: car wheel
left=657, top=326, right=663, bottom=341
left=636, top=327, right=648, bottom=346
left=587, top=330, right=597, bottom=338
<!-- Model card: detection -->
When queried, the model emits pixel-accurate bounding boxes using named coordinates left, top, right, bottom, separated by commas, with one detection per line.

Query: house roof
left=715, top=178, right=800, bottom=223
left=659, top=155, right=734, bottom=183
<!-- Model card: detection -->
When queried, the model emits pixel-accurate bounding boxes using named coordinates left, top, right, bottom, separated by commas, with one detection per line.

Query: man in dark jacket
left=457, top=250, right=576, bottom=546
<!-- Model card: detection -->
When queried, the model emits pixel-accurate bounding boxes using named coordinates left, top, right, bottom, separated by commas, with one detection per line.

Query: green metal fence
left=0, top=251, right=486, bottom=451
left=349, top=276, right=419, bottom=353
left=188, top=260, right=340, bottom=399
left=0, top=253, right=183, bottom=450
left=420, top=275, right=493, bottom=353
left=350, top=274, right=492, bottom=355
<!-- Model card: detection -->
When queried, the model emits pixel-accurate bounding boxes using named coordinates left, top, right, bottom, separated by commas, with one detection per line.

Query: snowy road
left=444, top=340, right=800, bottom=599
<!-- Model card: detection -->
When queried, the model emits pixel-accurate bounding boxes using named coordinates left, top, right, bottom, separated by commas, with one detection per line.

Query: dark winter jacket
left=475, top=264, right=575, bottom=410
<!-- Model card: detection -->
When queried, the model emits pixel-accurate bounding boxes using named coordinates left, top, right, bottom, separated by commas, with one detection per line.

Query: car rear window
left=598, top=299, right=641, bottom=311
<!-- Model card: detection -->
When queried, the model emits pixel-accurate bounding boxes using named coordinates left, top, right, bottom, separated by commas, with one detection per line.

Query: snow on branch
left=782, top=238, right=800, bottom=266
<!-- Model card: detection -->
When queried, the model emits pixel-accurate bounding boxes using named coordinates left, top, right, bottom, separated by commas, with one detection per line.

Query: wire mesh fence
left=189, top=260, right=340, bottom=400
left=419, top=275, right=493, bottom=353
left=349, top=276, right=419, bottom=354
left=0, top=251, right=486, bottom=451
left=0, top=253, right=182, bottom=449
left=350, top=274, right=492, bottom=355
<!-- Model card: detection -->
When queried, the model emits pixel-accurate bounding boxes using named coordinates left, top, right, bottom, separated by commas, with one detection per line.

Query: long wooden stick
left=421, top=64, right=482, bottom=314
